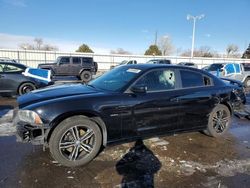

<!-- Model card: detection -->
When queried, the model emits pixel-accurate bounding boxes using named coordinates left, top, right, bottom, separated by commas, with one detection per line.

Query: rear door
left=71, top=57, right=82, bottom=76
left=177, top=69, right=215, bottom=130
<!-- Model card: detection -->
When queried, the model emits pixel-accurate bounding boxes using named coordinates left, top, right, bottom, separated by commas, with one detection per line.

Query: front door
left=55, top=57, right=71, bottom=75
left=0, top=63, right=6, bottom=92
left=121, top=68, right=182, bottom=138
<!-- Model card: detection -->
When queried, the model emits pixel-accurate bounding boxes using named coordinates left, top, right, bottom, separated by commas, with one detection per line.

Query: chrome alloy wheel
left=59, top=125, right=95, bottom=161
left=212, top=109, right=230, bottom=133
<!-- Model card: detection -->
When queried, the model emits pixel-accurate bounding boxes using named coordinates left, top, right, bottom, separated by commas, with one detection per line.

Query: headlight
left=18, top=110, right=43, bottom=125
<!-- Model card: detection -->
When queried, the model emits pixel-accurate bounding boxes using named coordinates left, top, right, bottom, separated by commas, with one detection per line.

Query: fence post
left=17, top=50, right=20, bottom=62
left=45, top=51, right=47, bottom=63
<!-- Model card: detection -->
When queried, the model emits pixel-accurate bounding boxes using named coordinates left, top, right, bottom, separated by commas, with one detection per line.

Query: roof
left=122, top=63, right=206, bottom=74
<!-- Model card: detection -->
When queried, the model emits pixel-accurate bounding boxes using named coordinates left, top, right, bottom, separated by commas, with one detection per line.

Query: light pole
left=187, top=14, right=205, bottom=58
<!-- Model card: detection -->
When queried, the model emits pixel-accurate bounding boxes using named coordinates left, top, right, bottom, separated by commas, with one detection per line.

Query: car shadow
left=116, top=139, right=161, bottom=188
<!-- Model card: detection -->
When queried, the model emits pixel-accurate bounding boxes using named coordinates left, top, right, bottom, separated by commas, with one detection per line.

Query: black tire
left=80, top=71, right=92, bottom=82
left=204, top=104, right=231, bottom=137
left=49, top=115, right=102, bottom=167
left=18, top=82, right=36, bottom=95
left=244, top=77, right=250, bottom=89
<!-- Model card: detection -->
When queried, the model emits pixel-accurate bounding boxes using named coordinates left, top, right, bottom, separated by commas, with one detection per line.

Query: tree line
left=18, top=37, right=250, bottom=59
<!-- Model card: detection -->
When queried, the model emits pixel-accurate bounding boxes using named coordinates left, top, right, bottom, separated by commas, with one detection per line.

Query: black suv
left=38, top=56, right=98, bottom=82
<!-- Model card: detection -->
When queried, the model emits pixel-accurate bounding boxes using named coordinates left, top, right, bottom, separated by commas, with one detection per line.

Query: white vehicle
left=205, top=63, right=250, bottom=89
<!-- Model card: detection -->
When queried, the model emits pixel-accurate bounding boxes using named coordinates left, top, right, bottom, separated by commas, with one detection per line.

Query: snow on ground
left=0, top=109, right=15, bottom=136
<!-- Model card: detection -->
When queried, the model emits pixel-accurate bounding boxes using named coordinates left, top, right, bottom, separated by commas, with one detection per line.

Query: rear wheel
left=18, top=82, right=36, bottom=95
left=204, top=104, right=231, bottom=137
left=80, top=70, right=92, bottom=82
left=244, top=77, right=250, bottom=90
left=49, top=116, right=102, bottom=167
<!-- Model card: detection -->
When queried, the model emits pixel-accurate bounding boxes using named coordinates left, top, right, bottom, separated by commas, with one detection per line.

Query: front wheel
left=204, top=104, right=231, bottom=137
left=49, top=116, right=102, bottom=167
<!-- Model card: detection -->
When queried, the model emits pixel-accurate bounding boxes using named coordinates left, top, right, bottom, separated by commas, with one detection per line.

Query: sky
left=0, top=0, right=249, bottom=54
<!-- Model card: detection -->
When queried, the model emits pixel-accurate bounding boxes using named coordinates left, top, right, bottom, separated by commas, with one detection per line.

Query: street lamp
left=187, top=14, right=205, bottom=58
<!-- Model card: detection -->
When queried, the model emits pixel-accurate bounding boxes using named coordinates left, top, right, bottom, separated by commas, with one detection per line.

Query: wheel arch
left=79, top=68, right=91, bottom=75
left=46, top=111, right=108, bottom=147
left=220, top=101, right=233, bottom=115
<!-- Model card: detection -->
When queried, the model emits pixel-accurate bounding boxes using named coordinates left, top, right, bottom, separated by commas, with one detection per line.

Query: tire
left=18, top=82, right=36, bottom=95
left=203, top=104, right=231, bottom=137
left=80, top=71, right=92, bottom=82
left=49, top=115, right=102, bottom=167
left=244, top=77, right=250, bottom=89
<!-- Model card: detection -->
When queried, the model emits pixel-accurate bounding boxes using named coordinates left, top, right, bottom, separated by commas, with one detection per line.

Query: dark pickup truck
left=38, top=56, right=98, bottom=82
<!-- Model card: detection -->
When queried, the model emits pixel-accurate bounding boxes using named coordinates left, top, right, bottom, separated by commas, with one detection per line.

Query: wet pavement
left=0, top=96, right=250, bottom=188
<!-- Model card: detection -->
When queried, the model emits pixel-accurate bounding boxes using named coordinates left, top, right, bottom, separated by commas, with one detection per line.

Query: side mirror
left=131, top=85, right=147, bottom=93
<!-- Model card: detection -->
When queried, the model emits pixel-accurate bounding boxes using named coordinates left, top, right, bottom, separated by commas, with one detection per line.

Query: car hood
left=18, top=83, right=100, bottom=108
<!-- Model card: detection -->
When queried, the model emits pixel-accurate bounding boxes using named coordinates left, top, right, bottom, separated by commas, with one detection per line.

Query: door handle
left=0, top=75, right=4, bottom=78
left=170, top=97, right=179, bottom=102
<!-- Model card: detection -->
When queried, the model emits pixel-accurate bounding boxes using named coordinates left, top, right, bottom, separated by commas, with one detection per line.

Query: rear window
left=82, top=58, right=93, bottom=64
left=243, top=63, right=250, bottom=71
left=207, top=64, right=224, bottom=71
left=180, top=70, right=204, bottom=88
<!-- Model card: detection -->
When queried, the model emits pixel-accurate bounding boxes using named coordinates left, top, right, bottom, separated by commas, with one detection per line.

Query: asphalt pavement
left=0, top=96, right=250, bottom=188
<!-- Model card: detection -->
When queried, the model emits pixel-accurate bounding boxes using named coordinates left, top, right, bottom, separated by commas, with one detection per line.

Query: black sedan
left=14, top=64, right=241, bottom=167
left=0, top=61, right=49, bottom=96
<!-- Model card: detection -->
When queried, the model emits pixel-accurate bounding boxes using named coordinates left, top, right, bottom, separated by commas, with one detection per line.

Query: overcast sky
left=0, top=0, right=249, bottom=54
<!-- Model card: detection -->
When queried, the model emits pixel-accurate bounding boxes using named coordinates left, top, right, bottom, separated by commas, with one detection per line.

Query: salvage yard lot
left=0, top=96, right=250, bottom=188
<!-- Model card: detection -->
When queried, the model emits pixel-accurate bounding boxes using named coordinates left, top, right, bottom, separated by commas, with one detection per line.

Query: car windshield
left=207, top=64, right=224, bottom=71
left=89, top=66, right=142, bottom=92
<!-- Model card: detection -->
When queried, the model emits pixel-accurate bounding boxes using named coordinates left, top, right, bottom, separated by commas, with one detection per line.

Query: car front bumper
left=14, top=109, right=50, bottom=146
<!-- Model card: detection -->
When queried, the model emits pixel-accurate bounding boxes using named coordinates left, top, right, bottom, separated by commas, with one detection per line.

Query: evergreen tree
left=242, top=44, right=250, bottom=59
left=76, top=44, right=94, bottom=53
left=144, top=45, right=162, bottom=56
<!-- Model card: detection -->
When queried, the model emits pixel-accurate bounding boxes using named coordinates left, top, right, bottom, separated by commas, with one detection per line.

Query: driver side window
left=0, top=64, right=3, bottom=73
left=60, top=57, right=70, bottom=65
left=135, top=69, right=175, bottom=92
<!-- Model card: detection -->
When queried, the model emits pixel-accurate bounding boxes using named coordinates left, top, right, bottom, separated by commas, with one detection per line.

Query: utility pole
left=154, top=31, right=158, bottom=45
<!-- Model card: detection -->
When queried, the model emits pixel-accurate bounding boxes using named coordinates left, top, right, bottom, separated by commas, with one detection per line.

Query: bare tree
left=226, top=44, right=239, bottom=57
left=19, top=38, right=58, bottom=51
left=158, top=35, right=174, bottom=55
left=34, top=38, right=43, bottom=50
left=110, top=48, right=131, bottom=55
left=181, top=46, right=218, bottom=57
left=43, top=44, right=58, bottom=51
left=19, top=43, right=34, bottom=50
